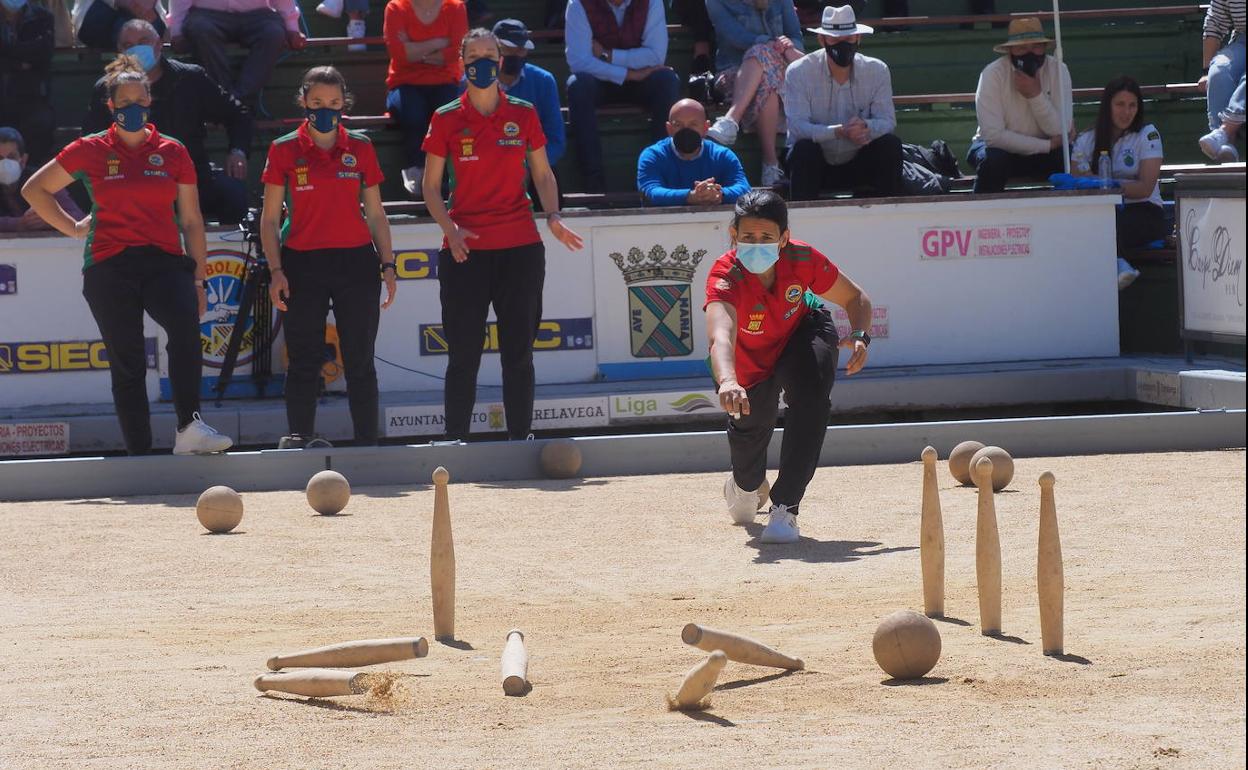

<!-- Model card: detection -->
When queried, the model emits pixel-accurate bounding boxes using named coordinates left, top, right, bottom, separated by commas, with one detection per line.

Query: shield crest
left=628, top=283, right=692, bottom=357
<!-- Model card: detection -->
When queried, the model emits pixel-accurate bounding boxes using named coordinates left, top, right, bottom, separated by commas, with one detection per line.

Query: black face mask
left=1010, top=52, right=1045, bottom=77
left=500, top=55, right=525, bottom=76
left=825, top=41, right=857, bottom=67
left=672, top=127, right=703, bottom=155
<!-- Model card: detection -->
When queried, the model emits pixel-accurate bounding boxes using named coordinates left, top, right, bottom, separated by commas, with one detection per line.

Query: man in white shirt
left=781, top=5, right=903, bottom=201
left=968, top=17, right=1073, bottom=194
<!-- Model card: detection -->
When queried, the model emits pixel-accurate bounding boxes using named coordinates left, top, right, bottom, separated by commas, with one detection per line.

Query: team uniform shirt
left=261, top=122, right=384, bottom=251
left=55, top=125, right=196, bottom=270
left=1071, top=123, right=1164, bottom=207
left=703, top=239, right=840, bottom=389
left=421, top=92, right=547, bottom=251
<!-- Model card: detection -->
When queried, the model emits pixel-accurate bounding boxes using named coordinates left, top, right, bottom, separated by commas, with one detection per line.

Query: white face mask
left=0, top=158, right=22, bottom=186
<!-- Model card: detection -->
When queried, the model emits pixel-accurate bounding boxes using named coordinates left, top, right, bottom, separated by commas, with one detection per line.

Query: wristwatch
left=599, top=49, right=611, bottom=62
left=380, top=262, right=397, bottom=274
left=850, top=329, right=871, bottom=347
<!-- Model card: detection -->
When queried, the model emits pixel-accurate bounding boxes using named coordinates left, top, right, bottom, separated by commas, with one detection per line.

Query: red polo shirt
left=55, top=125, right=196, bottom=270
left=703, top=240, right=840, bottom=389
left=422, top=92, right=546, bottom=251
left=260, top=122, right=384, bottom=252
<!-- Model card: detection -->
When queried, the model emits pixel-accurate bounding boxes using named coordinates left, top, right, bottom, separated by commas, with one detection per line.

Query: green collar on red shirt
left=107, top=123, right=164, bottom=154
left=295, top=121, right=351, bottom=156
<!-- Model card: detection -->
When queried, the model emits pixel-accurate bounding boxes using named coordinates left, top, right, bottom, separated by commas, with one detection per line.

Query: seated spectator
left=384, top=0, right=467, bottom=196
left=782, top=5, right=902, bottom=200
left=1197, top=0, right=1244, bottom=162
left=47, top=0, right=75, bottom=46
left=546, top=0, right=713, bottom=72
left=0, top=126, right=84, bottom=232
left=72, top=0, right=166, bottom=49
left=313, top=0, right=368, bottom=52
left=487, top=18, right=565, bottom=168
left=1071, top=76, right=1165, bottom=291
left=704, top=0, right=805, bottom=187
left=1, top=0, right=55, bottom=166
left=638, top=98, right=751, bottom=206
left=168, top=0, right=305, bottom=107
left=81, top=20, right=253, bottom=224
left=565, top=0, right=681, bottom=193
left=967, top=17, right=1072, bottom=194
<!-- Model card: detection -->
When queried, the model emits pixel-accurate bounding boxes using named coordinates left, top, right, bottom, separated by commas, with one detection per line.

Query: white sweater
left=972, top=55, right=1073, bottom=156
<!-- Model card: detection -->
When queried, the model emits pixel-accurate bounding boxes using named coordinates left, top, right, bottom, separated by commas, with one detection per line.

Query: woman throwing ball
left=706, top=190, right=873, bottom=544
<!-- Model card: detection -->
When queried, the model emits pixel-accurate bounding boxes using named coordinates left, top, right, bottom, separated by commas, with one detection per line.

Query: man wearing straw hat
left=967, top=17, right=1072, bottom=194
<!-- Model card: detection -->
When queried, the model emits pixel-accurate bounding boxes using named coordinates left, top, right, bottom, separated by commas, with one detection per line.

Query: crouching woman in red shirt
left=705, top=190, right=873, bottom=544
left=22, top=56, right=233, bottom=456
left=260, top=66, right=397, bottom=447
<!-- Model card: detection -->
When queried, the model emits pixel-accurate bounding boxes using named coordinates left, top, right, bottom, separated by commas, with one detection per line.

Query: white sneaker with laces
left=402, top=166, right=423, bottom=196
left=1217, top=142, right=1240, bottom=163
left=315, top=0, right=342, bottom=17
left=1199, top=127, right=1230, bottom=161
left=1116, top=257, right=1140, bottom=290
left=760, top=163, right=784, bottom=187
left=346, top=18, right=366, bottom=51
left=706, top=116, right=739, bottom=146
left=173, top=412, right=233, bottom=455
left=723, top=473, right=769, bottom=525
left=759, top=503, right=800, bottom=543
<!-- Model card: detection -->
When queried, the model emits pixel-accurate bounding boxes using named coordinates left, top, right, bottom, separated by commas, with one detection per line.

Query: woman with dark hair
left=705, top=189, right=873, bottom=544
left=22, top=56, right=232, bottom=455
left=260, top=66, right=397, bottom=447
left=1072, top=75, right=1166, bottom=290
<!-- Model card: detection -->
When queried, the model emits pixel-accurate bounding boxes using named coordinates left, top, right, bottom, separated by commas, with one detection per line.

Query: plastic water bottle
left=1097, top=151, right=1112, bottom=189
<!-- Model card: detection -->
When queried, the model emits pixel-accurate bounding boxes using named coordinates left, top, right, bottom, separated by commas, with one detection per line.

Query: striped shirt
left=1204, top=0, right=1245, bottom=39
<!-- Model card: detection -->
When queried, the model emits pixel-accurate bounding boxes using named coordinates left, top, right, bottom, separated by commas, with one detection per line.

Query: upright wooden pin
left=431, top=466, right=455, bottom=641
left=973, top=456, right=1002, bottom=636
left=920, top=446, right=945, bottom=618
left=501, top=629, right=529, bottom=695
left=668, top=650, right=728, bottom=710
left=1037, top=472, right=1064, bottom=656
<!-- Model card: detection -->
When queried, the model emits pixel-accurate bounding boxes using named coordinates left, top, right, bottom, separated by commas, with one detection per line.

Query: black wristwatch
left=380, top=262, right=397, bottom=274
left=850, top=329, right=871, bottom=347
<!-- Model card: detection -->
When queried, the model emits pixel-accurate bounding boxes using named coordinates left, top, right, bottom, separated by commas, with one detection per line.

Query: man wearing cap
left=637, top=98, right=750, bottom=207
left=781, top=5, right=902, bottom=201
left=968, top=17, right=1072, bottom=194
left=485, top=19, right=566, bottom=169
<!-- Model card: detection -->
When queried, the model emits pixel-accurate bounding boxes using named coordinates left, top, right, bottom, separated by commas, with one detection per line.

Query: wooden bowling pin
left=1037, top=472, right=1064, bottom=656
left=267, top=637, right=429, bottom=670
left=431, top=466, right=455, bottom=641
left=670, top=650, right=728, bottom=709
left=974, top=457, right=1002, bottom=636
left=501, top=629, right=529, bottom=695
left=681, top=623, right=803, bottom=670
left=920, top=446, right=945, bottom=618
left=254, top=669, right=367, bottom=697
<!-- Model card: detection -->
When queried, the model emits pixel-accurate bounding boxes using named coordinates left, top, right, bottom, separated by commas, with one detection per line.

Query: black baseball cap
left=492, top=18, right=535, bottom=50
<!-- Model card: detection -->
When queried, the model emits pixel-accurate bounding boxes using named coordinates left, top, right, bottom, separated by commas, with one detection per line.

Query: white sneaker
left=1199, top=127, right=1232, bottom=161
left=173, top=412, right=233, bottom=455
left=402, top=166, right=423, bottom=196
left=1116, top=257, right=1140, bottom=290
left=723, top=473, right=769, bottom=525
left=760, top=163, right=784, bottom=187
left=315, top=0, right=342, bottom=17
left=759, top=503, right=800, bottom=543
left=346, top=19, right=366, bottom=51
left=1217, top=142, right=1240, bottom=163
left=706, top=116, right=739, bottom=146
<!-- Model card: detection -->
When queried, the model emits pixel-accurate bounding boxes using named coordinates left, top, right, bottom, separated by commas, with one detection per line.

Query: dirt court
left=1, top=449, right=1244, bottom=769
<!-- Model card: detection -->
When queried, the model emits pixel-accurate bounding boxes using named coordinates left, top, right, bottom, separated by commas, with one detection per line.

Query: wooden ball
left=948, top=440, right=985, bottom=485
left=196, top=485, right=243, bottom=533
left=872, top=610, right=942, bottom=680
left=970, top=446, right=1014, bottom=491
left=306, top=470, right=350, bottom=515
left=539, top=440, right=582, bottom=479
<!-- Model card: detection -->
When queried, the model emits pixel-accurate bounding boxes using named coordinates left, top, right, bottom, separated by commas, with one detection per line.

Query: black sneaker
left=277, top=434, right=334, bottom=449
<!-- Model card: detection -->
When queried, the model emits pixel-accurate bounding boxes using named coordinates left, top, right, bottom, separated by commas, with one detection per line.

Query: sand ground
left=1, top=450, right=1244, bottom=769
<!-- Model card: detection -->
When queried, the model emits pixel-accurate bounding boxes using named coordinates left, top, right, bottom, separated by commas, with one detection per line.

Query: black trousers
left=198, top=170, right=248, bottom=226
left=967, top=142, right=1064, bottom=194
left=281, top=244, right=381, bottom=445
left=566, top=69, right=681, bottom=192
left=1116, top=202, right=1168, bottom=255
left=438, top=241, right=545, bottom=441
left=786, top=134, right=904, bottom=201
left=82, top=247, right=201, bottom=455
left=727, top=308, right=839, bottom=513
left=0, top=100, right=54, bottom=168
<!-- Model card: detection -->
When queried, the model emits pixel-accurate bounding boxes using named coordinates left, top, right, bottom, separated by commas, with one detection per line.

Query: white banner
left=1180, top=197, right=1247, bottom=338
left=384, top=396, right=609, bottom=438
left=608, top=390, right=719, bottom=421
left=0, top=422, right=70, bottom=456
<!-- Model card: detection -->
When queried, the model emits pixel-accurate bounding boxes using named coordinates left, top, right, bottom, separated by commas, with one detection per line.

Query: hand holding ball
left=196, top=486, right=243, bottom=533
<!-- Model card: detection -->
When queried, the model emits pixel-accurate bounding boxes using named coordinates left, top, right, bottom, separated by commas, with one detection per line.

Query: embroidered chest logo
left=294, top=162, right=311, bottom=189
left=147, top=153, right=164, bottom=167
left=784, top=284, right=802, bottom=303
left=1122, top=151, right=1135, bottom=168
left=459, top=137, right=476, bottom=159
left=745, top=312, right=766, bottom=333
left=341, top=153, right=357, bottom=168
left=503, top=121, right=520, bottom=137
left=105, top=155, right=122, bottom=179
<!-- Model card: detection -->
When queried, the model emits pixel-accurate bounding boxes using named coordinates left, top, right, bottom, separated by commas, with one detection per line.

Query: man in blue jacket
left=491, top=18, right=566, bottom=168
left=638, top=98, right=751, bottom=207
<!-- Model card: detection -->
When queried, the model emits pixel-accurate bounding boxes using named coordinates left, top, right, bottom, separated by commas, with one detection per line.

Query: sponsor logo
left=503, top=121, right=520, bottom=137
left=142, top=170, right=168, bottom=177
left=337, top=171, right=361, bottom=179
left=385, top=397, right=609, bottom=437
left=419, top=318, right=594, bottom=355
left=0, top=263, right=15, bottom=295
left=609, top=391, right=718, bottom=420
left=295, top=164, right=310, bottom=187
left=199, top=250, right=279, bottom=370
left=784, top=284, right=802, bottom=303
left=341, top=153, right=357, bottom=167
left=744, top=311, right=765, bottom=334
left=460, top=138, right=475, bottom=158
left=609, top=244, right=705, bottom=358
left=105, top=155, right=122, bottom=179
left=831, top=306, right=890, bottom=339
left=393, top=248, right=441, bottom=280
left=0, top=338, right=156, bottom=374
left=148, top=153, right=164, bottom=167
left=920, top=225, right=1031, bottom=259
left=0, top=422, right=70, bottom=457
left=497, top=138, right=525, bottom=147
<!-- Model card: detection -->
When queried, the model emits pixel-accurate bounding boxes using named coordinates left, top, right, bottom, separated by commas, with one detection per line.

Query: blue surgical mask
left=736, top=242, right=781, bottom=274
left=306, top=107, right=341, bottom=133
left=1, top=0, right=28, bottom=13
left=113, top=102, right=149, bottom=132
left=464, top=59, right=499, bottom=89
left=124, top=44, right=158, bottom=72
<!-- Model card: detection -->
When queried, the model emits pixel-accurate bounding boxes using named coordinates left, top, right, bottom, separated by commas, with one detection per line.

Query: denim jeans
left=386, top=83, right=459, bottom=168
left=1208, top=34, right=1246, bottom=129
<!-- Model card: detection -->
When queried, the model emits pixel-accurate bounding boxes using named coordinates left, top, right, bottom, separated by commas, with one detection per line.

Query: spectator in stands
left=168, top=0, right=305, bottom=107
left=1072, top=76, right=1165, bottom=291
left=260, top=66, right=396, bottom=447
left=422, top=29, right=583, bottom=442
left=487, top=18, right=565, bottom=169
left=967, top=17, right=1072, bottom=194
left=782, top=5, right=902, bottom=200
left=313, top=0, right=368, bottom=53
left=384, top=0, right=468, bottom=197
left=72, top=0, right=166, bottom=50
left=565, top=0, right=682, bottom=193
left=1, top=0, right=54, bottom=166
left=0, top=126, right=84, bottom=232
left=1197, top=0, right=1244, bottom=162
left=82, top=19, right=252, bottom=225
left=638, top=98, right=750, bottom=206
left=547, top=0, right=713, bottom=74
left=22, top=57, right=233, bottom=456
left=704, top=0, right=805, bottom=187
